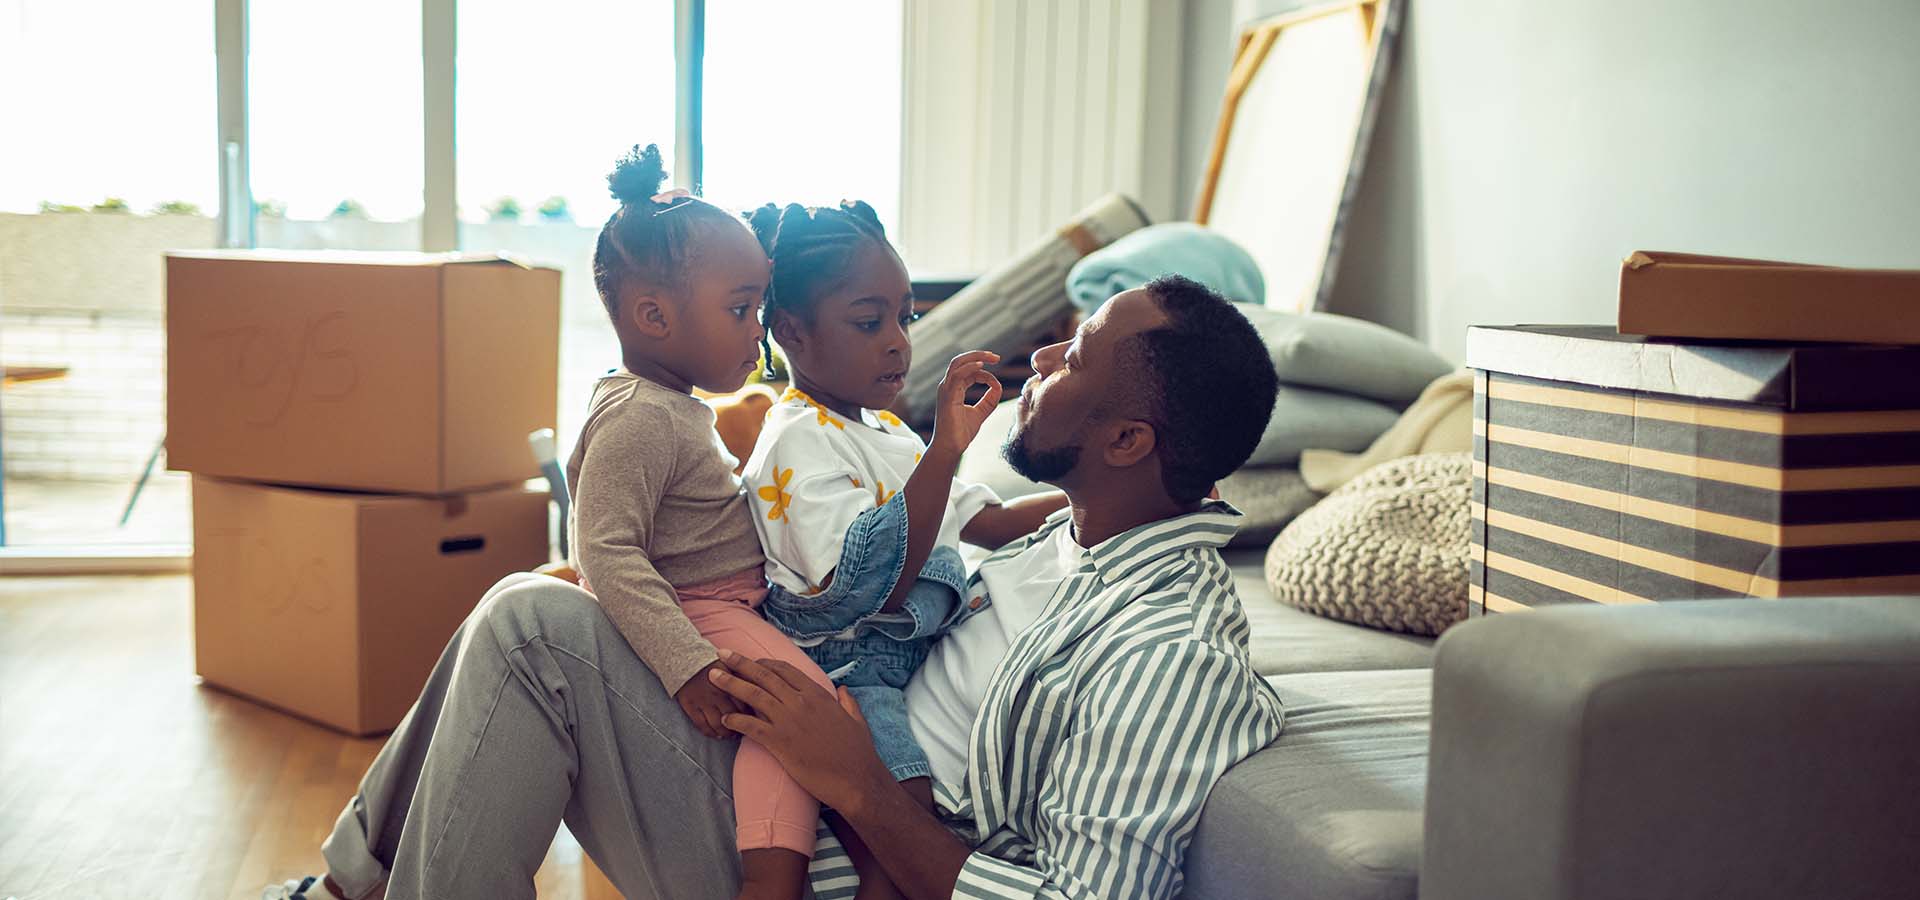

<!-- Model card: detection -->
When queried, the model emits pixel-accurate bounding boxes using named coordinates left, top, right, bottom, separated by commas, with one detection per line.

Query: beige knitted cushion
left=1263, top=452, right=1472, bottom=636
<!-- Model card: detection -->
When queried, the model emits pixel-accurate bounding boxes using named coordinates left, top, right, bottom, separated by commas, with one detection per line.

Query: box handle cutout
left=441, top=536, right=486, bottom=555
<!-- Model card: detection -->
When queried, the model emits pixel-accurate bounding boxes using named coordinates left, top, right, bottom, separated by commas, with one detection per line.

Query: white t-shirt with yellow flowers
left=743, top=388, right=1002, bottom=597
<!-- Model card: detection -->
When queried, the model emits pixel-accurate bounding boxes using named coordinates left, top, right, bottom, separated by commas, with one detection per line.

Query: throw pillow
left=1238, top=305, right=1454, bottom=408
left=1066, top=222, right=1267, bottom=309
left=1250, top=384, right=1402, bottom=467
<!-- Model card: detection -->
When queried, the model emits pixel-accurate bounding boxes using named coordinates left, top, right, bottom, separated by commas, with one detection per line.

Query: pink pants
left=678, top=569, right=834, bottom=857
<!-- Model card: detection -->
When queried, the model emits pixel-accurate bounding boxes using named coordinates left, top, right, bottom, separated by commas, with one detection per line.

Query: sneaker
left=261, top=876, right=320, bottom=900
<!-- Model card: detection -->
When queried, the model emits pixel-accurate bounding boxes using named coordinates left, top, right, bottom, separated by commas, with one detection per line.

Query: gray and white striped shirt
left=811, top=500, right=1285, bottom=899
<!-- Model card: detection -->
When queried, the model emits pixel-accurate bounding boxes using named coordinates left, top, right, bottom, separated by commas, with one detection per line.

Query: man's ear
left=1101, top=419, right=1157, bottom=469
left=627, top=291, right=673, bottom=339
left=771, top=312, right=807, bottom=356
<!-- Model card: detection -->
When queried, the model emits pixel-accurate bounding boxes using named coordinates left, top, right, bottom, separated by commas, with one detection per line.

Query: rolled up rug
left=898, top=193, right=1150, bottom=425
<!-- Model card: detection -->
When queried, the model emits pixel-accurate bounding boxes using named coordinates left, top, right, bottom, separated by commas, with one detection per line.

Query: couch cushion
left=1183, top=669, right=1430, bottom=900
left=1228, top=549, right=1434, bottom=675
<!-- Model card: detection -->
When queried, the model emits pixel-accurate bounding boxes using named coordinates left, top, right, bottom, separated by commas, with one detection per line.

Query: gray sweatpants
left=320, top=572, right=750, bottom=900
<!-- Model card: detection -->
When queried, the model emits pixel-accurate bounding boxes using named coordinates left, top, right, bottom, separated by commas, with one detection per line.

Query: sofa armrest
left=1421, top=596, right=1920, bottom=900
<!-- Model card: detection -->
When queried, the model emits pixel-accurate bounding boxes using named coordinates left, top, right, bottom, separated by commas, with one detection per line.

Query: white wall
left=1175, top=0, right=1237, bottom=218
left=1180, top=0, right=1920, bottom=359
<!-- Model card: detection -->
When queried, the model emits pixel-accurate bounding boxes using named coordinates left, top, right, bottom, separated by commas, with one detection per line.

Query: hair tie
left=651, top=188, right=695, bottom=216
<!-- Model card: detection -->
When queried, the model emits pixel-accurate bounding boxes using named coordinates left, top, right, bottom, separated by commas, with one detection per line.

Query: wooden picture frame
left=1193, top=0, right=1403, bottom=313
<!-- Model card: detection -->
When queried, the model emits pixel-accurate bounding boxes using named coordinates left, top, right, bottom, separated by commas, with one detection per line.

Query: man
left=276, top=275, right=1283, bottom=900
left=710, top=272, right=1286, bottom=900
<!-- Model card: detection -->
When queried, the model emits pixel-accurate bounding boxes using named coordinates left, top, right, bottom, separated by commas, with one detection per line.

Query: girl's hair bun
left=838, top=199, right=884, bottom=235
left=607, top=144, right=668, bottom=204
left=745, top=202, right=820, bottom=255
left=779, top=203, right=813, bottom=236
left=745, top=203, right=783, bottom=255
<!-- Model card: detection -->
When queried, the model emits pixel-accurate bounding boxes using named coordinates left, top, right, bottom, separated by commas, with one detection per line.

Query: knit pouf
left=1263, top=452, right=1472, bottom=636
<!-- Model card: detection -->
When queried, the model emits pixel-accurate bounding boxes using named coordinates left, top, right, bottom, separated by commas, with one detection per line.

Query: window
left=455, top=0, right=677, bottom=446
left=0, top=0, right=216, bottom=549
left=248, top=0, right=424, bottom=248
left=701, top=0, right=903, bottom=234
left=0, top=0, right=904, bottom=557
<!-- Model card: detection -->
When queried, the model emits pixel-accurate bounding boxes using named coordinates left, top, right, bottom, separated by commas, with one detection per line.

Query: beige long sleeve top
left=565, top=371, right=767, bottom=694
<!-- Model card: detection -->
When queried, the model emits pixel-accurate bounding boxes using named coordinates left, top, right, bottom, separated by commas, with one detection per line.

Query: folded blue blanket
left=1066, top=223, right=1265, bottom=310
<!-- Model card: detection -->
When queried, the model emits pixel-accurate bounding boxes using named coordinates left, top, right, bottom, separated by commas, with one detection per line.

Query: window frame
left=0, top=0, right=900, bottom=569
left=214, top=0, right=711, bottom=252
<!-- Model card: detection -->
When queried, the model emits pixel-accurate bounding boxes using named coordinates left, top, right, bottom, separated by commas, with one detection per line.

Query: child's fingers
left=702, top=660, right=775, bottom=710
left=946, top=350, right=1001, bottom=372
left=942, top=359, right=990, bottom=385
left=680, top=697, right=712, bottom=738
left=687, top=704, right=719, bottom=739
left=971, top=377, right=1003, bottom=410
left=721, top=712, right=771, bottom=742
left=942, top=361, right=993, bottom=394
left=938, top=365, right=989, bottom=406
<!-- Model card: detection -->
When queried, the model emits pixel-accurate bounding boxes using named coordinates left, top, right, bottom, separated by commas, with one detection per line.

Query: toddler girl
left=567, top=146, right=833, bottom=900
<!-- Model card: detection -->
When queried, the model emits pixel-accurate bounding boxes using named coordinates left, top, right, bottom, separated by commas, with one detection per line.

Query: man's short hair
left=1126, top=274, right=1279, bottom=504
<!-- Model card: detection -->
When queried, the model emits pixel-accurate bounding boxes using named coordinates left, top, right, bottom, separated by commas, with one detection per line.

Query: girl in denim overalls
left=739, top=201, right=1067, bottom=899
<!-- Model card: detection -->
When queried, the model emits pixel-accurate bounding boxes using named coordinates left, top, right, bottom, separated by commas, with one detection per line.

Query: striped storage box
left=1466, top=326, right=1920, bottom=614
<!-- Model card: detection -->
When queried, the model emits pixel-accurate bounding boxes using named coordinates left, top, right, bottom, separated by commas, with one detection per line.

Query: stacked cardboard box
left=166, top=251, right=560, bottom=734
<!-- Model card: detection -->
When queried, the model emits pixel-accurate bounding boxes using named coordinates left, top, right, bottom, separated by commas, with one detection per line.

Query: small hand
left=675, top=660, right=746, bottom=740
left=709, top=649, right=894, bottom=814
left=930, top=350, right=1004, bottom=458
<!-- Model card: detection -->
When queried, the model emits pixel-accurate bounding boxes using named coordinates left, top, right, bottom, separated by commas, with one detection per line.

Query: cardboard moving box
left=192, top=475, right=549, bottom=734
left=1618, top=250, right=1920, bottom=345
left=167, top=251, right=560, bottom=494
left=1466, top=326, right=1920, bottom=614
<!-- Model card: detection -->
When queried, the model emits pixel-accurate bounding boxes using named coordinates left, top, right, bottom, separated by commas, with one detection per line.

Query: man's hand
left=709, top=649, right=896, bottom=814
left=716, top=657, right=975, bottom=899
left=929, top=351, right=1003, bottom=458
left=675, top=660, right=745, bottom=740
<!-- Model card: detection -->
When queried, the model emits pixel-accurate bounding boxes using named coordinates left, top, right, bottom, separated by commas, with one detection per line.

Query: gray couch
left=1183, top=550, right=1920, bottom=900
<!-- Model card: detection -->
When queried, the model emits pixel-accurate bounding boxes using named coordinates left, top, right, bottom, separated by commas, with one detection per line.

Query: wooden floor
left=0, top=575, right=592, bottom=900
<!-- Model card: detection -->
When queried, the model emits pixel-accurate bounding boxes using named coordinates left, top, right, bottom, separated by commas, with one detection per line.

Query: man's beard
left=1002, top=427, right=1081, bottom=483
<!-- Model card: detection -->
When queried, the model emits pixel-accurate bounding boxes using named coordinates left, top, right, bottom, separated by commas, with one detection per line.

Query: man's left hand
left=709, top=648, right=896, bottom=814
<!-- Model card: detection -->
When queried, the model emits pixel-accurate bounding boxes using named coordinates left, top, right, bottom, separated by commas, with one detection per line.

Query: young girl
left=565, top=145, right=834, bottom=900
left=740, top=201, right=1069, bottom=899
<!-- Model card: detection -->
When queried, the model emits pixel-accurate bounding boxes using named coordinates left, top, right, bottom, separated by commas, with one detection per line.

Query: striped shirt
left=810, top=500, right=1286, bottom=899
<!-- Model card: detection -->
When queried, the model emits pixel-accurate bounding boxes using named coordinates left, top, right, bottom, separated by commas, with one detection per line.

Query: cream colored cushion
left=1264, top=452, right=1471, bottom=636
